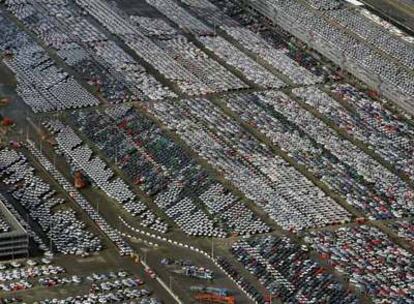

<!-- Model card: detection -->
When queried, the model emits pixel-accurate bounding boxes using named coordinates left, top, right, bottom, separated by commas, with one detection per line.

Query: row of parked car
left=199, top=35, right=285, bottom=89
left=48, top=209, right=102, bottom=255
left=388, top=219, right=414, bottom=249
left=157, top=35, right=247, bottom=92
left=74, top=0, right=218, bottom=96
left=180, top=0, right=241, bottom=29
left=148, top=0, right=283, bottom=91
left=0, top=213, right=10, bottom=233
left=225, top=90, right=414, bottom=220
left=146, top=97, right=350, bottom=231
left=202, top=0, right=328, bottom=79
left=27, top=141, right=133, bottom=256
left=252, top=0, right=414, bottom=100
left=69, top=108, right=219, bottom=236
left=298, top=86, right=414, bottom=176
left=303, top=0, right=343, bottom=10
left=0, top=148, right=103, bottom=255
left=70, top=108, right=170, bottom=196
left=130, top=16, right=178, bottom=39
left=306, top=225, right=413, bottom=303
left=92, top=40, right=175, bottom=100
left=74, top=0, right=316, bottom=97
left=39, top=271, right=144, bottom=291
left=0, top=263, right=65, bottom=292
left=292, top=87, right=414, bottom=215
left=157, top=178, right=268, bottom=236
left=37, top=291, right=162, bottom=304
left=221, top=25, right=322, bottom=86
left=231, top=236, right=359, bottom=303
left=147, top=0, right=213, bottom=35
left=0, top=14, right=99, bottom=112
left=68, top=104, right=269, bottom=237
left=4, top=0, right=175, bottom=103
left=324, top=4, right=414, bottom=69
left=32, top=270, right=155, bottom=302
left=1, top=266, right=161, bottom=303
left=150, top=0, right=322, bottom=87
left=43, top=121, right=168, bottom=235
left=216, top=257, right=266, bottom=303
left=199, top=183, right=270, bottom=235
left=330, top=83, right=414, bottom=181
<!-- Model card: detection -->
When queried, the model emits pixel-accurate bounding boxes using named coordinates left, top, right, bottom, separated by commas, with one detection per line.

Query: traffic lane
left=128, top=239, right=256, bottom=304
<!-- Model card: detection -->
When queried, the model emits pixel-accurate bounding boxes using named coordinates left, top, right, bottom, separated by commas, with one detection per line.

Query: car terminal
left=0, top=0, right=413, bottom=303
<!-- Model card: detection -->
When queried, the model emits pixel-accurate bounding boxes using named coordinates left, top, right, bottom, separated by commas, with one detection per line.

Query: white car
left=26, top=259, right=37, bottom=266
left=10, top=261, right=21, bottom=268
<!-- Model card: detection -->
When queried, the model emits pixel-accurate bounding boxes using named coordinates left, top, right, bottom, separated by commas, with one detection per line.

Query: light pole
left=141, top=247, right=149, bottom=264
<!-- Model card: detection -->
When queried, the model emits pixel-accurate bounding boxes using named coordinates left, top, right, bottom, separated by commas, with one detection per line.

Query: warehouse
left=0, top=198, right=28, bottom=260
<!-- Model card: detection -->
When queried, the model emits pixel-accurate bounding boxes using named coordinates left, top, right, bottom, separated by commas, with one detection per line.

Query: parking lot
left=3, top=248, right=176, bottom=303
left=0, top=146, right=175, bottom=303
left=306, top=225, right=413, bottom=303
left=0, top=0, right=413, bottom=303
